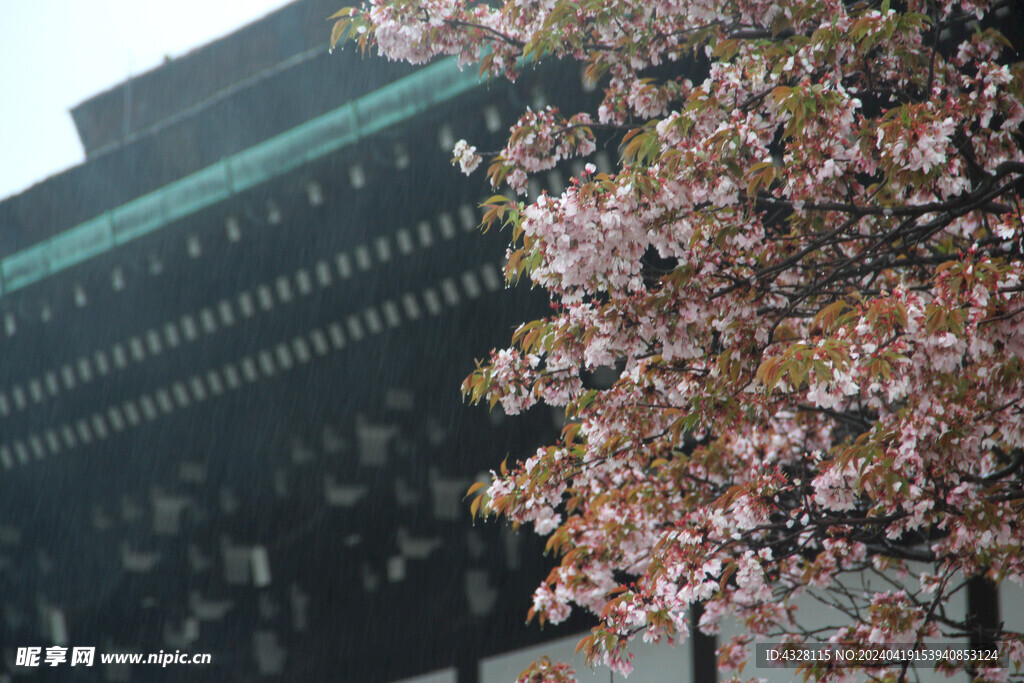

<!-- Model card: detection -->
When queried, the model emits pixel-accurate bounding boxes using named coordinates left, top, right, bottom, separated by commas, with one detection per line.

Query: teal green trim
left=1, top=57, right=482, bottom=296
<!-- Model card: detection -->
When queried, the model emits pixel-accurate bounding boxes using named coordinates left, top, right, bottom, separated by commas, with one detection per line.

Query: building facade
left=0, top=1, right=605, bottom=680
left=3, top=2, right=1019, bottom=682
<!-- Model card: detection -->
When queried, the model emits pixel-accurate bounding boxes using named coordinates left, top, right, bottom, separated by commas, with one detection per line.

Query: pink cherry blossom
left=451, top=139, right=481, bottom=175
left=333, top=0, right=1024, bottom=678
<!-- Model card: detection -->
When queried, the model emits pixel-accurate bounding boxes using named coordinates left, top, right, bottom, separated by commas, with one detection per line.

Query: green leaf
left=464, top=480, right=488, bottom=499
left=330, top=18, right=352, bottom=49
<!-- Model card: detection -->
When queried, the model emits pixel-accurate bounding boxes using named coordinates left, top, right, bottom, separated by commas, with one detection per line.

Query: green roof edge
left=0, top=57, right=482, bottom=297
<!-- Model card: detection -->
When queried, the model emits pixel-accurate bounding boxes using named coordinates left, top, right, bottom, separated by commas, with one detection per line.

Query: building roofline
left=0, top=57, right=481, bottom=297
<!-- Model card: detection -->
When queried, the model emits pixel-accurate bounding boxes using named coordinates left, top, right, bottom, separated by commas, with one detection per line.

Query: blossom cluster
left=334, top=0, right=1024, bottom=679
left=451, top=139, right=481, bottom=175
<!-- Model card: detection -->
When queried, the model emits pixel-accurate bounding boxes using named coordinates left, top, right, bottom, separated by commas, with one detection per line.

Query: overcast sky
left=0, top=0, right=294, bottom=201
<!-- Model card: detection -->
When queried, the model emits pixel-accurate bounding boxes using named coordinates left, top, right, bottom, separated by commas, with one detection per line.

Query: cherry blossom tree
left=331, top=0, right=1024, bottom=680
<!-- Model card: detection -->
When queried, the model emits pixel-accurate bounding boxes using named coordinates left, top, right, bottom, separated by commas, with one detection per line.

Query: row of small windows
left=0, top=205, right=485, bottom=416
left=0, top=87, right=586, bottom=337
left=0, top=190, right=477, bottom=331
left=2, top=136, right=608, bottom=337
left=350, top=103, right=506, bottom=184
left=0, top=262, right=503, bottom=469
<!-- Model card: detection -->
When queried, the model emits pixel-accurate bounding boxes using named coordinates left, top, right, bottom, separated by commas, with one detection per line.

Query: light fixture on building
left=266, top=200, right=282, bottom=225
left=348, top=164, right=366, bottom=189
left=73, top=284, right=88, bottom=307
left=186, top=235, right=202, bottom=258
left=484, top=105, right=502, bottom=132
left=225, top=215, right=242, bottom=242
left=305, top=181, right=324, bottom=206
left=437, top=124, right=454, bottom=151
left=393, top=143, right=410, bottom=170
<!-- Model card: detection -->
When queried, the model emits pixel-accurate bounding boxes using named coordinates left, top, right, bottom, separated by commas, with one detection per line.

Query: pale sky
left=0, top=0, right=294, bottom=201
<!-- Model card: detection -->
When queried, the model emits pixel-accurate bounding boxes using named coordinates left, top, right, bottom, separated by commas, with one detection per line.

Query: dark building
left=0, top=1, right=604, bottom=680
left=20, top=2, right=1019, bottom=681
